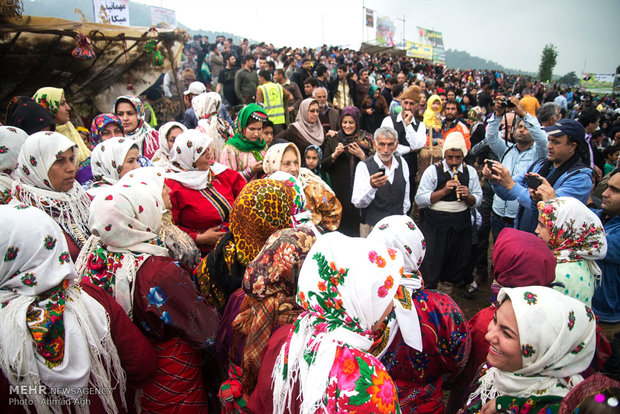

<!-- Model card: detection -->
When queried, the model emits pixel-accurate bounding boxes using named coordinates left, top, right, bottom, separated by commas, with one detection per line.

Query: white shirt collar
left=442, top=159, right=464, bottom=173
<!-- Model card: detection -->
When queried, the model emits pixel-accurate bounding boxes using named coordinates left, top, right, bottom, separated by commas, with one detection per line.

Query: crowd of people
left=1, top=34, right=619, bottom=414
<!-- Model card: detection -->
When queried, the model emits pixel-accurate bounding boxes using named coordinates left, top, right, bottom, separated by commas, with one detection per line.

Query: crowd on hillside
left=0, top=34, right=619, bottom=414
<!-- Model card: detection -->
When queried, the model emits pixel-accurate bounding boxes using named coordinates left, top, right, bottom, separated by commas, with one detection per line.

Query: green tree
left=558, top=71, right=580, bottom=86
left=538, top=44, right=558, bottom=82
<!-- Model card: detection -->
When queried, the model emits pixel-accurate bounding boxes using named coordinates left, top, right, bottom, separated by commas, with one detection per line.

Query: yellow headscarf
left=33, top=87, right=91, bottom=165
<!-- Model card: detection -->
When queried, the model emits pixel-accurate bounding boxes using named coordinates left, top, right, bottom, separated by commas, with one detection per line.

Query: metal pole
left=402, top=15, right=405, bottom=48
left=362, top=0, right=365, bottom=46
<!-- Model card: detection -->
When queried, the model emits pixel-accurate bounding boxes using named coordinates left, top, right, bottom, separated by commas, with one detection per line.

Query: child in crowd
left=424, top=94, right=443, bottom=142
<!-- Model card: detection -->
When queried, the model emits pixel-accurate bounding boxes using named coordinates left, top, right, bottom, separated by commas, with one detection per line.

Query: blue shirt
left=492, top=160, right=593, bottom=233
left=487, top=113, right=548, bottom=218
left=592, top=212, right=620, bottom=323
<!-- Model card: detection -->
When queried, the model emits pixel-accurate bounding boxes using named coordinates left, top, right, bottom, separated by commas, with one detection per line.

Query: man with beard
left=352, top=127, right=410, bottom=237
left=442, top=99, right=471, bottom=149
left=313, top=87, right=339, bottom=135
left=485, top=96, right=548, bottom=240
left=415, top=132, right=482, bottom=290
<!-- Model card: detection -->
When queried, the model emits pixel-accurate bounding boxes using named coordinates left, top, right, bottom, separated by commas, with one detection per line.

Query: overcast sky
left=137, top=0, right=618, bottom=75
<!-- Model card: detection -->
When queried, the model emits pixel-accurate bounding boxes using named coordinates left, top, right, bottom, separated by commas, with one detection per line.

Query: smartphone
left=527, top=175, right=543, bottom=190
left=486, top=160, right=495, bottom=170
left=378, top=167, right=386, bottom=176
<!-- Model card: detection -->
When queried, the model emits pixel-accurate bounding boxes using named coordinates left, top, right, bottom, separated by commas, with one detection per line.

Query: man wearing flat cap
left=486, top=118, right=593, bottom=234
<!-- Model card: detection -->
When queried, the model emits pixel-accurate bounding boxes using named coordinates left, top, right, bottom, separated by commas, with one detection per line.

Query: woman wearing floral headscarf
left=77, top=181, right=219, bottom=413
left=536, top=197, right=608, bottom=306
left=166, top=129, right=246, bottom=255
left=33, top=87, right=92, bottom=165
left=194, top=178, right=298, bottom=311
left=219, top=103, right=268, bottom=181
left=217, top=227, right=317, bottom=413
left=152, top=121, right=187, bottom=169
left=264, top=142, right=342, bottom=232
left=322, top=106, right=374, bottom=236
left=0, top=204, right=156, bottom=413
left=12, top=131, right=91, bottom=260
left=0, top=126, right=27, bottom=204
left=4, top=96, right=55, bottom=135
left=459, top=286, right=597, bottom=414
left=247, top=232, right=403, bottom=414
left=86, top=137, right=140, bottom=197
left=113, top=95, right=160, bottom=159
left=368, top=215, right=471, bottom=413
left=119, top=167, right=201, bottom=272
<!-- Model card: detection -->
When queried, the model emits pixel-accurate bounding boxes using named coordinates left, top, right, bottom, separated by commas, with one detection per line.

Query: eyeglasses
left=308, top=109, right=320, bottom=113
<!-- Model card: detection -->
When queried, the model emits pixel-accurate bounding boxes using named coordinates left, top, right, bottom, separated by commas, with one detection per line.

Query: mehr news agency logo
left=8, top=384, right=112, bottom=407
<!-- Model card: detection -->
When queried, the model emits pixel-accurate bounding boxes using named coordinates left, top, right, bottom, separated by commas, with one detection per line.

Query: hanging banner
left=417, top=26, right=445, bottom=64
left=93, top=0, right=130, bottom=26
left=151, top=6, right=177, bottom=29
left=406, top=41, right=433, bottom=60
left=365, top=8, right=374, bottom=28
left=376, top=16, right=396, bottom=47
left=581, top=73, right=615, bottom=95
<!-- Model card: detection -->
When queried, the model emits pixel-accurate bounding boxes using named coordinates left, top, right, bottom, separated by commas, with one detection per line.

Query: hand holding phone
left=526, top=175, right=543, bottom=190
left=378, top=167, right=386, bottom=176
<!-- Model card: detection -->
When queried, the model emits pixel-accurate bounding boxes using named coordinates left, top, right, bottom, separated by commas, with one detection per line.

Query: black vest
left=434, top=162, right=470, bottom=201
left=391, top=114, right=419, bottom=174
left=422, top=162, right=471, bottom=232
left=362, top=156, right=406, bottom=226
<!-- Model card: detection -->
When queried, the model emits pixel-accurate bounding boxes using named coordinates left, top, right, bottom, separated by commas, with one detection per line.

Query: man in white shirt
left=415, top=132, right=482, bottom=289
left=352, top=127, right=410, bottom=237
left=380, top=85, right=427, bottom=206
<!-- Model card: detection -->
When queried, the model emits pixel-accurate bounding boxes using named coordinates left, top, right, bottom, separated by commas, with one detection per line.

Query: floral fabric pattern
left=272, top=233, right=404, bottom=414
left=537, top=197, right=608, bottom=305
left=0, top=126, right=28, bottom=204
left=87, top=137, right=137, bottom=196
left=113, top=95, right=160, bottom=159
left=89, top=113, right=124, bottom=147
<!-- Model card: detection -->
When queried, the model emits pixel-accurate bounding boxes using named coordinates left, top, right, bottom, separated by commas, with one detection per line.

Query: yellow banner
left=406, top=41, right=433, bottom=60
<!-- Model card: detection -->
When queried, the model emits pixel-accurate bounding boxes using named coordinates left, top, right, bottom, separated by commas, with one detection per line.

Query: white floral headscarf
left=0, top=204, right=125, bottom=412
left=88, top=137, right=138, bottom=196
left=153, top=121, right=187, bottom=169
left=12, top=131, right=91, bottom=247
left=368, top=215, right=426, bottom=356
left=468, top=286, right=596, bottom=405
left=168, top=129, right=228, bottom=190
left=537, top=197, right=607, bottom=276
left=0, top=126, right=28, bottom=203
left=77, top=181, right=168, bottom=316
left=272, top=232, right=403, bottom=414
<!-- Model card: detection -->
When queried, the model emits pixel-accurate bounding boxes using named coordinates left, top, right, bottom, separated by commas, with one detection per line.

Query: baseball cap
left=544, top=119, right=586, bottom=143
left=184, top=81, right=206, bottom=96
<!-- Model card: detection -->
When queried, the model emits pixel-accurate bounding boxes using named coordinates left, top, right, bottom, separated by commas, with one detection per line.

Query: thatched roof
left=0, top=15, right=188, bottom=117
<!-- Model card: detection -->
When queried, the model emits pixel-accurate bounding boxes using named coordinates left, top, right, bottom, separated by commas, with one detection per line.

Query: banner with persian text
left=406, top=41, right=433, bottom=60
left=365, top=8, right=374, bottom=28
left=417, top=26, right=445, bottom=64
left=581, top=73, right=616, bottom=94
left=376, top=16, right=396, bottom=47
left=93, top=0, right=129, bottom=26
left=151, top=6, right=177, bottom=29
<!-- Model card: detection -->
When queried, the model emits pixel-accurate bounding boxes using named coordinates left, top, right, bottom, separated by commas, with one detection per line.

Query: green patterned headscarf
left=33, top=87, right=64, bottom=116
left=227, top=104, right=268, bottom=154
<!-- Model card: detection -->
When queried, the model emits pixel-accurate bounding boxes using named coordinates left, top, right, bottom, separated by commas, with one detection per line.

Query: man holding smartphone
left=486, top=118, right=592, bottom=233
left=483, top=96, right=548, bottom=240
left=351, top=127, right=410, bottom=237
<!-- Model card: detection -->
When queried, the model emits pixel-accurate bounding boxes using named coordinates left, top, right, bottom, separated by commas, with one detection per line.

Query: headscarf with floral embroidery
left=368, top=215, right=425, bottom=357
left=32, top=87, right=91, bottom=165
left=268, top=171, right=314, bottom=229
left=0, top=126, right=27, bottom=204
left=272, top=232, right=403, bottom=414
left=113, top=95, right=160, bottom=159
left=76, top=180, right=168, bottom=317
left=232, top=227, right=317, bottom=394
left=467, top=286, right=596, bottom=406
left=87, top=137, right=139, bottom=197
left=0, top=204, right=125, bottom=412
left=13, top=131, right=92, bottom=248
left=152, top=121, right=186, bottom=169
left=89, top=113, right=124, bottom=147
left=4, top=96, right=55, bottom=135
left=537, top=197, right=607, bottom=278
left=168, top=129, right=228, bottom=190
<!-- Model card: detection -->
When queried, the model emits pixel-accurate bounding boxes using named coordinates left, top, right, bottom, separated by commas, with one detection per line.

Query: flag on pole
left=365, top=8, right=374, bottom=28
